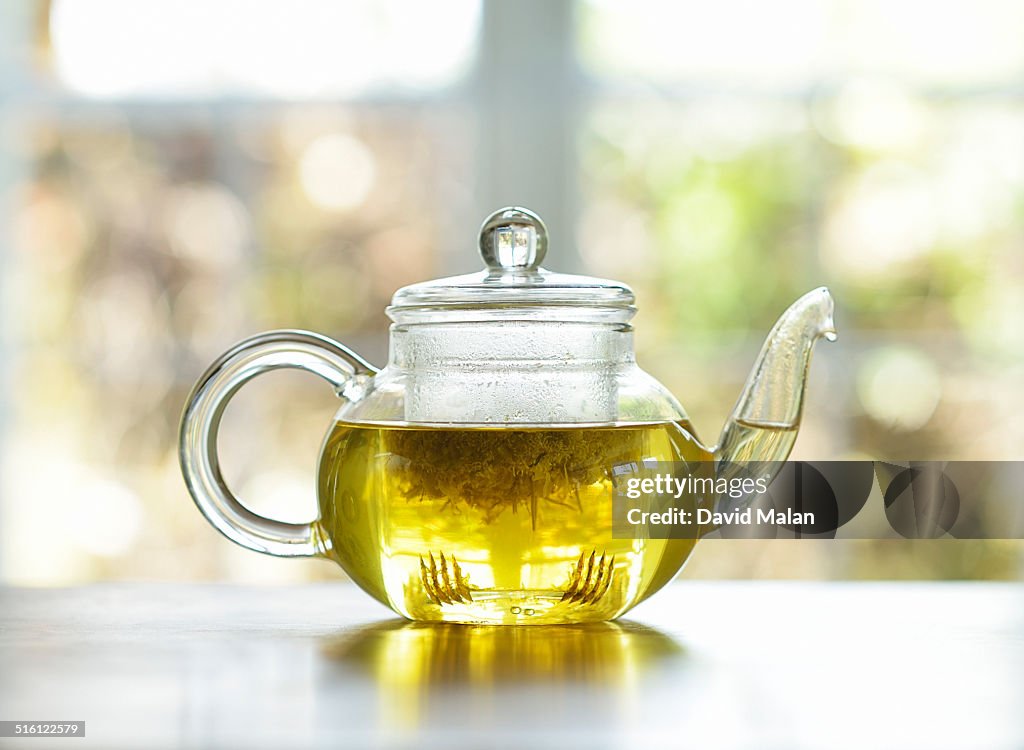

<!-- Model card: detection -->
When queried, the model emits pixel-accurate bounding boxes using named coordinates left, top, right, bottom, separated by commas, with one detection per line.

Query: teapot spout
left=715, top=287, right=836, bottom=467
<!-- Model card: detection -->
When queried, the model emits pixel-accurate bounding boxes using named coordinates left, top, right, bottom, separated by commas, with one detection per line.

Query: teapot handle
left=179, top=330, right=376, bottom=557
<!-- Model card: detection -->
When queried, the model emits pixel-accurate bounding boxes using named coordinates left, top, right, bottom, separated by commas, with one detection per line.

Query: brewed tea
left=316, top=421, right=709, bottom=624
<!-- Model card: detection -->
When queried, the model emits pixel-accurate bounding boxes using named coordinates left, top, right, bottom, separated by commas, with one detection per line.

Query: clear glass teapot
left=180, top=207, right=836, bottom=624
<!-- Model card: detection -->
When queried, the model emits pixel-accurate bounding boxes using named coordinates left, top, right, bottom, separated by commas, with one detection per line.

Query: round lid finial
left=478, top=206, right=547, bottom=272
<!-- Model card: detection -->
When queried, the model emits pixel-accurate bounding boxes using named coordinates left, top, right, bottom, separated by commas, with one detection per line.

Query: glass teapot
left=180, top=207, right=835, bottom=624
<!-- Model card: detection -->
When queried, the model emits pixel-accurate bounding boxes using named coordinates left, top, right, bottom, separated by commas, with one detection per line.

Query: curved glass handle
left=179, top=330, right=377, bottom=557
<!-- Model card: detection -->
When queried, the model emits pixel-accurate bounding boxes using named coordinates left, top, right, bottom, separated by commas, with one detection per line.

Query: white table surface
left=1, top=582, right=1022, bottom=749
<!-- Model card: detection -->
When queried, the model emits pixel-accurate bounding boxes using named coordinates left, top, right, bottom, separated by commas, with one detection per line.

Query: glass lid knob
left=478, top=206, right=548, bottom=272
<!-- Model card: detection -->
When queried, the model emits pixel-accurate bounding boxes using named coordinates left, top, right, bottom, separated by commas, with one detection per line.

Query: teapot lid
left=386, top=207, right=636, bottom=324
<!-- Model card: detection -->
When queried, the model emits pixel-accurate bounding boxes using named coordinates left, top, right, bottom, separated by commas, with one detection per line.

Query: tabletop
left=1, top=582, right=1022, bottom=749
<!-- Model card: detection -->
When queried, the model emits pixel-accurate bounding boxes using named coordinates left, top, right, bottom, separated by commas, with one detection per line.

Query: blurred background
left=1, top=0, right=1022, bottom=586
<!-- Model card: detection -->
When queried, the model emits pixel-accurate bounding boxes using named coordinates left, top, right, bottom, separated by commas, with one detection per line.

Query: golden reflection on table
left=322, top=620, right=686, bottom=736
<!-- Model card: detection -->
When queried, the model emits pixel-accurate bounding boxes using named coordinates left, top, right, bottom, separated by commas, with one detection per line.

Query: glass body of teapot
left=180, top=207, right=835, bottom=624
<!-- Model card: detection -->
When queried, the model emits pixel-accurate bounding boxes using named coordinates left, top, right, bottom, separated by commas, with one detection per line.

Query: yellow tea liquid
left=316, top=421, right=709, bottom=624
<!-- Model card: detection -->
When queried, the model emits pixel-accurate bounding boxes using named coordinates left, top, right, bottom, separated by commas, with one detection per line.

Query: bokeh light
left=299, top=134, right=377, bottom=211
left=856, top=347, right=943, bottom=432
left=823, top=162, right=936, bottom=279
left=162, top=183, right=251, bottom=267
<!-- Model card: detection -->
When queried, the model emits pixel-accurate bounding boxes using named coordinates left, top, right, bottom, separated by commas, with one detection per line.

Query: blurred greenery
left=2, top=0, right=1022, bottom=583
